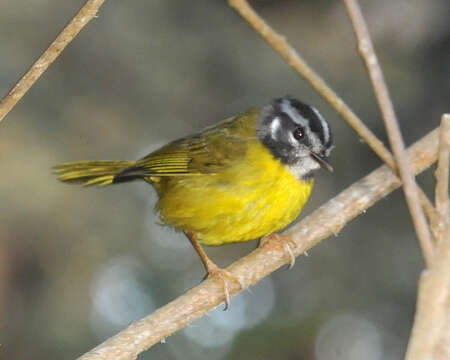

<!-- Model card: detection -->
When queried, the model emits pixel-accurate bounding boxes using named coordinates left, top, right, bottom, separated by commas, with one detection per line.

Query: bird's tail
left=53, top=160, right=136, bottom=186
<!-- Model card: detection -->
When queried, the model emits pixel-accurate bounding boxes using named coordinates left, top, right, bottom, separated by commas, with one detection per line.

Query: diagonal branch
left=77, top=128, right=439, bottom=360
left=227, top=0, right=436, bottom=229
left=343, top=0, right=434, bottom=266
left=0, top=0, right=108, bottom=124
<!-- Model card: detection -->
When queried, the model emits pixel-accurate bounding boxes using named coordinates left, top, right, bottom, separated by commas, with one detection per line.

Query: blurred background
left=0, top=0, right=448, bottom=359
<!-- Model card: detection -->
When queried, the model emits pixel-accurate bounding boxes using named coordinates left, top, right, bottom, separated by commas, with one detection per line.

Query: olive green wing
left=114, top=108, right=259, bottom=180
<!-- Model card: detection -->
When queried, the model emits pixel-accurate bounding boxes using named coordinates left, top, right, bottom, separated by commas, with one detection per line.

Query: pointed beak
left=310, top=152, right=333, bottom=172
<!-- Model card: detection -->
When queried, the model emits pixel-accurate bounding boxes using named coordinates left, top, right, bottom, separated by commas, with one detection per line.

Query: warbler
left=55, top=96, right=333, bottom=305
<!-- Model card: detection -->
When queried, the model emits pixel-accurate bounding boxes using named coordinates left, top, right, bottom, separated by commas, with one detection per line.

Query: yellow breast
left=156, top=141, right=314, bottom=245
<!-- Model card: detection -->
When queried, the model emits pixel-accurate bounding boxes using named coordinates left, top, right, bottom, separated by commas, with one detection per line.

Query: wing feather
left=114, top=108, right=258, bottom=180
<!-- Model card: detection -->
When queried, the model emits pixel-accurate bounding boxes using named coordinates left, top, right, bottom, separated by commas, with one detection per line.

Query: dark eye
left=293, top=127, right=304, bottom=140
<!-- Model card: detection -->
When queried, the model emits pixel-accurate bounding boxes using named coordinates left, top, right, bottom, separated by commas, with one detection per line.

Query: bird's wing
left=116, top=108, right=259, bottom=179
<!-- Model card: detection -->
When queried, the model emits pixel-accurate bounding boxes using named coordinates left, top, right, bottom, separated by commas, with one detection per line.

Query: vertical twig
left=343, top=0, right=434, bottom=266
left=405, top=226, right=450, bottom=360
left=0, top=0, right=108, bottom=124
left=434, top=114, right=450, bottom=241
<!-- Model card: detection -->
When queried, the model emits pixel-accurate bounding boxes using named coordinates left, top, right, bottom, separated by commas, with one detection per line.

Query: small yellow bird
left=55, top=96, right=333, bottom=305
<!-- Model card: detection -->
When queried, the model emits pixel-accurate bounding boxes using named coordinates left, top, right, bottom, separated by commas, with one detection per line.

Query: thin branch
left=78, top=128, right=439, bottom=360
left=343, top=0, right=434, bottom=266
left=405, top=225, right=450, bottom=360
left=227, top=0, right=436, bottom=231
left=419, top=190, right=439, bottom=230
left=433, top=114, right=450, bottom=241
left=0, top=0, right=108, bottom=124
left=405, top=116, right=450, bottom=359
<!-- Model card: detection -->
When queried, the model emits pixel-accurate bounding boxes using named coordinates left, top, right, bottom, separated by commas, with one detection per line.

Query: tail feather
left=54, top=160, right=135, bottom=186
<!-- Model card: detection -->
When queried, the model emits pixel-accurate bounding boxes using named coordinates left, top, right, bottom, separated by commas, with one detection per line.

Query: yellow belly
left=156, top=142, right=314, bottom=245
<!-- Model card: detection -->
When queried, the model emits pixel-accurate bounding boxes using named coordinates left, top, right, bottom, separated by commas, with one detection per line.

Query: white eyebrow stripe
left=270, top=116, right=281, bottom=139
left=312, top=106, right=330, bottom=144
left=280, top=99, right=308, bottom=127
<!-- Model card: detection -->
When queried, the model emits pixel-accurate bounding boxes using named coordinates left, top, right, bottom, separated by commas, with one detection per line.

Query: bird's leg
left=259, top=233, right=297, bottom=269
left=185, top=231, right=242, bottom=310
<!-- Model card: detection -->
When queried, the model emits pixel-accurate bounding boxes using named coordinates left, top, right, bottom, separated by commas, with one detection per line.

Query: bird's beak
left=310, top=152, right=333, bottom=172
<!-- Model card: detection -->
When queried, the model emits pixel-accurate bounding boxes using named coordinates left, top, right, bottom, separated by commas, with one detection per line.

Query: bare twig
left=343, top=0, right=434, bottom=266
left=405, top=225, right=450, bottom=360
left=406, top=117, right=450, bottom=357
left=0, top=0, right=107, bottom=124
left=433, top=114, right=450, bottom=241
left=419, top=190, right=439, bottom=230
left=227, top=0, right=436, bottom=229
left=78, top=129, right=439, bottom=360
left=406, top=116, right=449, bottom=360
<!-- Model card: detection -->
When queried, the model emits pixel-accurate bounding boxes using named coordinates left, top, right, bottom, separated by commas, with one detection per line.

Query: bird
left=54, top=96, right=334, bottom=307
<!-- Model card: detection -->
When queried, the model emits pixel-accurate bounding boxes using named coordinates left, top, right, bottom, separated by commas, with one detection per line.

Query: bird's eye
left=293, top=127, right=304, bottom=140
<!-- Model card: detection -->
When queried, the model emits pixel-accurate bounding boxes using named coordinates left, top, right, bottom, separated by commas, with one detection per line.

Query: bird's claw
left=205, top=263, right=243, bottom=310
left=259, top=233, right=297, bottom=269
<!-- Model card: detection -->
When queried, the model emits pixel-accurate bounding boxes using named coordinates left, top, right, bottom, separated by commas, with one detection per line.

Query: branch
left=406, top=115, right=450, bottom=359
left=405, top=226, right=450, bottom=360
left=343, top=0, right=434, bottom=266
left=0, top=0, right=108, bottom=124
left=78, top=128, right=439, bottom=360
left=433, top=114, right=450, bottom=242
left=419, top=190, right=439, bottom=230
left=227, top=0, right=436, bottom=231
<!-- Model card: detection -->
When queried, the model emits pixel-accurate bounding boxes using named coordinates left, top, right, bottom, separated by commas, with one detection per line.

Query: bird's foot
left=204, top=262, right=243, bottom=310
left=259, top=233, right=297, bottom=269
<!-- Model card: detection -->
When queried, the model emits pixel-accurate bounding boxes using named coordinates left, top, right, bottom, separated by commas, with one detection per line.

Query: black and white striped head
left=257, top=96, right=334, bottom=179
